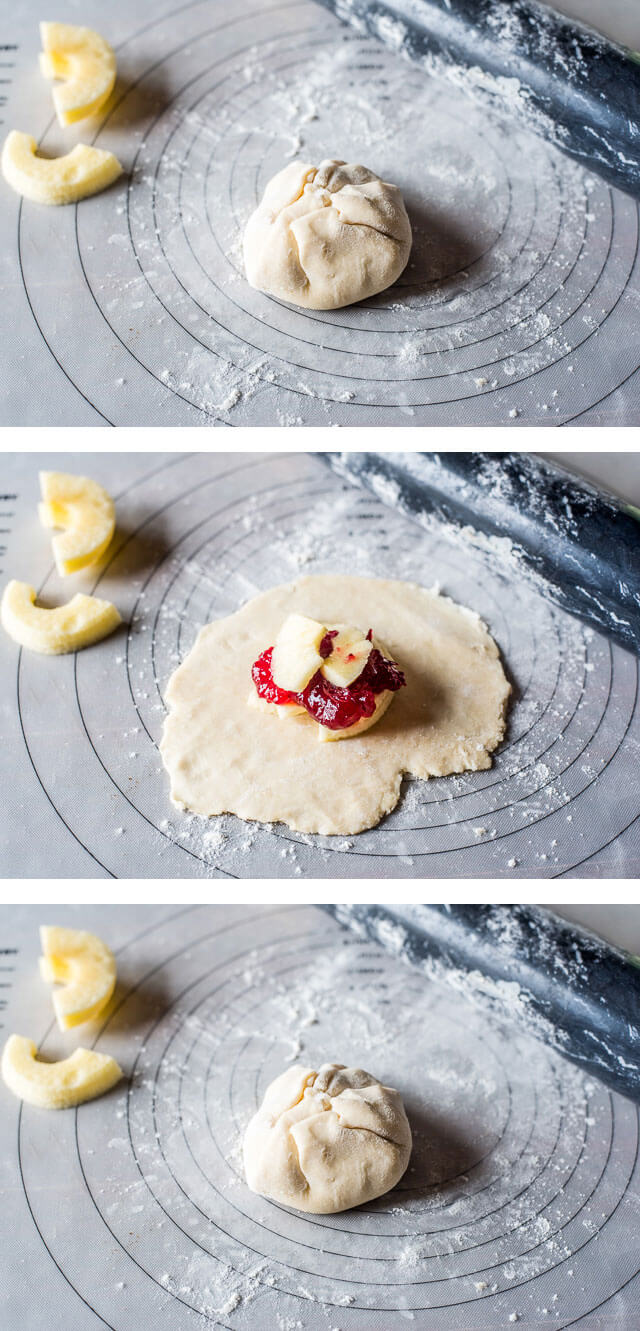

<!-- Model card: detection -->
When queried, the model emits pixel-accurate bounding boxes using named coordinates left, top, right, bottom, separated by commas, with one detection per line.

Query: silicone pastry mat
left=1, top=451, right=639, bottom=879
left=2, top=902, right=640, bottom=1329
left=1, top=0, right=640, bottom=426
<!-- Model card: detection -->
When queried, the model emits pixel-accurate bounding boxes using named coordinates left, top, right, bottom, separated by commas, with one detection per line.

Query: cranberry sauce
left=251, top=638, right=406, bottom=731
left=251, top=647, right=297, bottom=707
left=319, top=629, right=338, bottom=658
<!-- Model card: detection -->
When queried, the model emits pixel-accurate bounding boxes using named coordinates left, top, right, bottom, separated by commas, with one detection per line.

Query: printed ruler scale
left=1, top=452, right=639, bottom=879
left=0, top=947, right=17, bottom=1038
left=0, top=482, right=18, bottom=581
left=0, top=41, right=17, bottom=130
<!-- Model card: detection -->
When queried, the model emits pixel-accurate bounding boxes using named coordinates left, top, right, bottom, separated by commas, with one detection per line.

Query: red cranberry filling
left=319, top=629, right=338, bottom=658
left=251, top=647, right=295, bottom=706
left=251, top=636, right=406, bottom=731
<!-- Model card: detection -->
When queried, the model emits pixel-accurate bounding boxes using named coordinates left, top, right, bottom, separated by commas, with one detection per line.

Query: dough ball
left=243, top=1062, right=412, bottom=1213
left=243, top=159, right=412, bottom=309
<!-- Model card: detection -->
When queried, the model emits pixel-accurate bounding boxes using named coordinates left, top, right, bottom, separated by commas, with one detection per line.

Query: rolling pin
left=324, top=903, right=640, bottom=1102
left=314, top=0, right=640, bottom=199
left=326, top=451, right=640, bottom=655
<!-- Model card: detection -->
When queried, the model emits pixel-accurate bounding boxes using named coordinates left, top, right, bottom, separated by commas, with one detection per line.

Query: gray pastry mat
left=1, top=0, right=640, bottom=426
left=1, top=902, right=640, bottom=1330
left=1, top=451, right=639, bottom=879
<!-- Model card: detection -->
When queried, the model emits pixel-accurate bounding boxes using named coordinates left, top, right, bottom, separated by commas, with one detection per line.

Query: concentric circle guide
left=3, top=451, right=639, bottom=878
left=6, top=903, right=640, bottom=1329
left=2, top=0, right=640, bottom=424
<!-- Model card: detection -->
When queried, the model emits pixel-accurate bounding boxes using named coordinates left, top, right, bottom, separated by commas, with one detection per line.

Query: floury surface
left=2, top=0, right=640, bottom=425
left=2, top=451, right=639, bottom=878
left=2, top=902, right=640, bottom=1328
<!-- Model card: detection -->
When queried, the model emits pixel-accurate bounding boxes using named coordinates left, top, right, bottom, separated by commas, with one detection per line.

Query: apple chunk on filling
left=249, top=614, right=406, bottom=741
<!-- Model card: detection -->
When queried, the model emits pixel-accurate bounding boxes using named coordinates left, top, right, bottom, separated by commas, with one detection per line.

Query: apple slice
left=317, top=688, right=395, bottom=742
left=1, top=580, right=121, bottom=654
left=246, top=690, right=306, bottom=719
left=1, top=131, right=122, bottom=205
left=39, top=470, right=116, bottom=576
left=39, top=925, right=117, bottom=1030
left=39, top=21, right=117, bottom=126
left=321, top=624, right=372, bottom=687
left=1, top=1034, right=121, bottom=1109
left=271, top=613, right=328, bottom=692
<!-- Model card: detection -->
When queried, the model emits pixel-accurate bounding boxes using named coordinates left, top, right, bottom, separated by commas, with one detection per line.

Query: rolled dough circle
left=243, top=1062, right=412, bottom=1213
left=243, top=159, right=412, bottom=309
left=160, top=575, right=511, bottom=837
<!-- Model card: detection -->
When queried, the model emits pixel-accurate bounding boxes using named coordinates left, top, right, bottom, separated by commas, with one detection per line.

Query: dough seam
left=287, top=1118, right=307, bottom=1189
left=331, top=212, right=406, bottom=244
left=286, top=220, right=307, bottom=289
left=295, top=1101, right=407, bottom=1152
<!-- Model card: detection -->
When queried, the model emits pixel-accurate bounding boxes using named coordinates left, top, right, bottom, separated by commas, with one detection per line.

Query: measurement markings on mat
left=0, top=44, right=17, bottom=126
left=0, top=947, right=18, bottom=1034
left=0, top=492, right=18, bottom=576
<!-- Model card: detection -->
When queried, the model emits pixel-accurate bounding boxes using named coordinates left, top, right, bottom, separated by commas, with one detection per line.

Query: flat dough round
left=243, top=159, right=412, bottom=309
left=243, top=1063, right=412, bottom=1213
left=160, top=575, right=511, bottom=836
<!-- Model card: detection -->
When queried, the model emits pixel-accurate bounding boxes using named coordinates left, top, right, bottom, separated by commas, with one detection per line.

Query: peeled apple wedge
left=270, top=614, right=374, bottom=692
left=321, top=624, right=372, bottom=687
left=1, top=131, right=122, bottom=205
left=271, top=613, right=328, bottom=692
left=40, top=925, right=117, bottom=1030
left=247, top=690, right=306, bottom=719
left=1, top=1035, right=122, bottom=1109
left=39, top=470, right=116, bottom=576
left=39, top=21, right=117, bottom=126
left=1, top=580, right=121, bottom=654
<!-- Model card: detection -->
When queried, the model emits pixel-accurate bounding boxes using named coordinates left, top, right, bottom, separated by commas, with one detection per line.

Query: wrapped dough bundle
left=243, top=159, right=412, bottom=309
left=243, top=1062, right=412, bottom=1213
